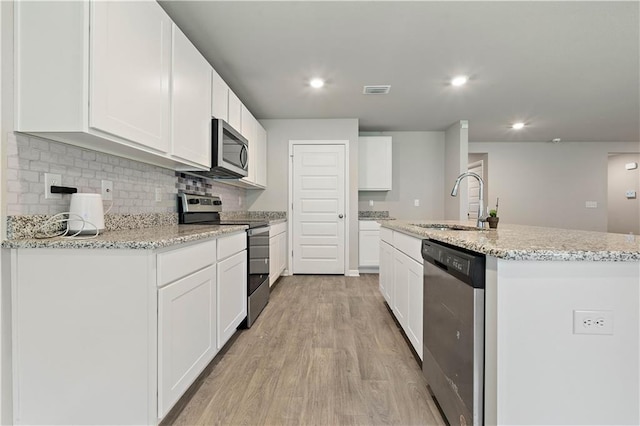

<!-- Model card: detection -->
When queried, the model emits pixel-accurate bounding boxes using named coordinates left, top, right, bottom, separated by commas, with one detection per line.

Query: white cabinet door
left=211, top=68, right=229, bottom=121
left=171, top=24, right=212, bottom=168
left=158, top=265, right=217, bottom=418
left=240, top=106, right=257, bottom=185
left=406, top=257, right=424, bottom=359
left=393, top=249, right=410, bottom=330
left=227, top=90, right=242, bottom=131
left=217, top=250, right=247, bottom=349
left=359, top=230, right=380, bottom=267
left=358, top=136, right=392, bottom=191
left=269, top=235, right=278, bottom=286
left=90, top=1, right=171, bottom=153
left=278, top=231, right=287, bottom=275
left=255, top=123, right=268, bottom=187
left=379, top=240, right=394, bottom=306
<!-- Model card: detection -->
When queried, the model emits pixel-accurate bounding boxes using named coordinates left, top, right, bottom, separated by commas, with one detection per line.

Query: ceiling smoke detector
left=551, top=138, right=562, bottom=143
left=363, top=85, right=391, bottom=95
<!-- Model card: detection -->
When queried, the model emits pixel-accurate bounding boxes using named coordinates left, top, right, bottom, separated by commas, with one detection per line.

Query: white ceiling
left=159, top=1, right=640, bottom=143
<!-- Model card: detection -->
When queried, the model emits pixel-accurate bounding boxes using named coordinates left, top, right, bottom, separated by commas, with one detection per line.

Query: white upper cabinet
left=255, top=123, right=268, bottom=187
left=240, top=105, right=257, bottom=184
left=170, top=24, right=212, bottom=168
left=227, top=90, right=242, bottom=132
left=211, top=68, right=229, bottom=121
left=359, top=136, right=393, bottom=191
left=90, top=1, right=171, bottom=153
left=14, top=0, right=210, bottom=171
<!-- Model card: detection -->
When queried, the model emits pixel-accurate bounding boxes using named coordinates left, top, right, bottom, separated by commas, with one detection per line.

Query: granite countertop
left=381, top=220, right=640, bottom=262
left=1, top=224, right=247, bottom=250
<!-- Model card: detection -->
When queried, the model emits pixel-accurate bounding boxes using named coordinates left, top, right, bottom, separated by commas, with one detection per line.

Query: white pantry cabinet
left=269, top=222, right=288, bottom=286
left=9, top=232, right=247, bottom=425
left=359, top=220, right=381, bottom=269
left=170, top=24, right=212, bottom=168
left=14, top=0, right=209, bottom=170
left=358, top=136, right=393, bottom=191
left=378, top=228, right=423, bottom=359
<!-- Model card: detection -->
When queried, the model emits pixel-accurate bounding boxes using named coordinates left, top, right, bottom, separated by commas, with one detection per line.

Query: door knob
left=338, top=214, right=344, bottom=219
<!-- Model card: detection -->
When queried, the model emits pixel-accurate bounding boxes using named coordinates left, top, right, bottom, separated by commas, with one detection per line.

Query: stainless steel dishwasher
left=422, top=239, right=485, bottom=426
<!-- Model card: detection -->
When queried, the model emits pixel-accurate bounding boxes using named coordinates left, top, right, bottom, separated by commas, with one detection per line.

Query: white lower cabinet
left=217, top=250, right=247, bottom=349
left=359, top=220, right=381, bottom=269
left=379, top=229, right=424, bottom=359
left=158, top=265, right=217, bottom=418
left=379, top=240, right=394, bottom=305
left=9, top=232, right=247, bottom=425
left=269, top=222, right=288, bottom=286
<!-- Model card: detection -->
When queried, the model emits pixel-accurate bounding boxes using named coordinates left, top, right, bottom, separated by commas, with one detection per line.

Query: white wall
left=608, top=153, right=640, bottom=234
left=357, top=131, right=445, bottom=220
left=247, top=118, right=359, bottom=273
left=470, top=141, right=640, bottom=232
left=444, top=120, right=469, bottom=221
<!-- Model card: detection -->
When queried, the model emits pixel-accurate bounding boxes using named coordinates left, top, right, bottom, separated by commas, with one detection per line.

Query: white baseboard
left=359, top=267, right=379, bottom=274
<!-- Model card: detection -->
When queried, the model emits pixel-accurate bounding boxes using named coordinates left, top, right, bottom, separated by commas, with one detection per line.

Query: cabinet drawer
left=359, top=220, right=381, bottom=231
left=380, top=227, right=394, bottom=244
left=393, top=231, right=423, bottom=263
left=218, top=232, right=247, bottom=261
left=270, top=222, right=287, bottom=236
left=157, top=239, right=216, bottom=287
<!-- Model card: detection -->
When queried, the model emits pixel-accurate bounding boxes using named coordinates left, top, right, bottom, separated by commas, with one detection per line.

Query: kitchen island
left=381, top=220, right=640, bottom=425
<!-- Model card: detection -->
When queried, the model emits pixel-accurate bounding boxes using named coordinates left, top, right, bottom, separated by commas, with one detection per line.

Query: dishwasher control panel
left=422, top=239, right=485, bottom=288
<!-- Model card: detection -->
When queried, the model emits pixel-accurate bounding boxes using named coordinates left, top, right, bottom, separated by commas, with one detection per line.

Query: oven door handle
left=247, top=226, right=270, bottom=236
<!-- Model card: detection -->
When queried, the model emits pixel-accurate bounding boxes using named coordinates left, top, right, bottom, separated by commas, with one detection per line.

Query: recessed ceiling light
left=451, top=76, right=468, bottom=86
left=309, top=78, right=324, bottom=89
left=512, top=122, right=525, bottom=130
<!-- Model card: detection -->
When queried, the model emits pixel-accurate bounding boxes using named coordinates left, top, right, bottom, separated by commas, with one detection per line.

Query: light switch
left=585, top=201, right=598, bottom=208
left=626, top=190, right=637, bottom=199
left=414, top=199, right=420, bottom=207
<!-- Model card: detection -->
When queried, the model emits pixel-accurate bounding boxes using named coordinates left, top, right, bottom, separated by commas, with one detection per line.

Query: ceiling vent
left=363, top=85, right=391, bottom=95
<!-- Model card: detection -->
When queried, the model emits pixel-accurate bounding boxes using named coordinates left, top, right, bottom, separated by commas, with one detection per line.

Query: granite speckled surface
left=221, top=211, right=287, bottom=220
left=359, top=211, right=390, bottom=219
left=1, top=224, right=246, bottom=250
left=381, top=220, right=640, bottom=262
left=7, top=213, right=178, bottom=240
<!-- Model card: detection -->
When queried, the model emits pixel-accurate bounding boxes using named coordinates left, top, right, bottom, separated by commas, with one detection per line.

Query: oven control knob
left=338, top=214, right=344, bottom=218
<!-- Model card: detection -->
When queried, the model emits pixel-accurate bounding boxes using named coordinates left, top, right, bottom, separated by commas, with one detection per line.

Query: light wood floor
left=166, top=274, right=445, bottom=426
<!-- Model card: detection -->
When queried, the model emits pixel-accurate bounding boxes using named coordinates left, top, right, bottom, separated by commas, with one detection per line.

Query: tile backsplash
left=6, top=133, right=246, bottom=216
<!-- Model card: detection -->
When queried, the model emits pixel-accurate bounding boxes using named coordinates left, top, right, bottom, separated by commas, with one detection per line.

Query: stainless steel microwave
left=202, top=119, right=248, bottom=178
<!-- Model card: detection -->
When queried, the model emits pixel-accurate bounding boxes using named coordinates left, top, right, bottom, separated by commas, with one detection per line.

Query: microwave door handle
left=240, top=144, right=248, bottom=168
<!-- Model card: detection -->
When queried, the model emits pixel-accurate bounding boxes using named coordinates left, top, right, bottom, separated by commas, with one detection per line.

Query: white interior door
left=292, top=144, right=346, bottom=274
left=468, top=160, right=484, bottom=219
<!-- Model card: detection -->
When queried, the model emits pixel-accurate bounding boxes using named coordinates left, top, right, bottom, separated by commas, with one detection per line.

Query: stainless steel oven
left=178, top=193, right=270, bottom=328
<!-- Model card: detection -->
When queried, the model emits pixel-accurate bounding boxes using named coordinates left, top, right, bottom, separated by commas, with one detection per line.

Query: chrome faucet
left=451, top=172, right=486, bottom=229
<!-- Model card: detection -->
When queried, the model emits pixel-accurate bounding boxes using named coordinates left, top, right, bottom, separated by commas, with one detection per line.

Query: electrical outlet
left=155, top=188, right=162, bottom=202
left=573, top=310, right=614, bottom=335
left=101, top=180, right=113, bottom=201
left=414, top=199, right=420, bottom=207
left=625, top=190, right=637, bottom=199
left=585, top=201, right=598, bottom=208
left=44, top=173, right=62, bottom=200
left=369, top=200, right=374, bottom=207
